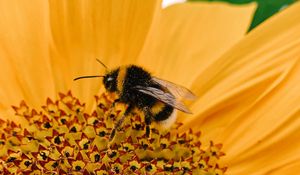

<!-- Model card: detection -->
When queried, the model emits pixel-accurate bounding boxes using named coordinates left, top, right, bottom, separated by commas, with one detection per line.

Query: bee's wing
left=134, top=86, right=192, bottom=114
left=152, top=77, right=197, bottom=100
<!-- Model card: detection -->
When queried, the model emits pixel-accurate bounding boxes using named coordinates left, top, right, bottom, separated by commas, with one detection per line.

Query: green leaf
left=189, top=0, right=296, bottom=31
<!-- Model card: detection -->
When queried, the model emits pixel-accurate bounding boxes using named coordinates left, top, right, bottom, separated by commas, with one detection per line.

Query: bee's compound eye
left=107, top=77, right=113, bottom=82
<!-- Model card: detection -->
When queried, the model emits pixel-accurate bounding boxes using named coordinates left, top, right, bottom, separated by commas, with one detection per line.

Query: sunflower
left=1, top=0, right=300, bottom=174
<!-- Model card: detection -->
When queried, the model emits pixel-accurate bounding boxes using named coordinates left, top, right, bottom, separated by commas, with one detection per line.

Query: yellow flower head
left=0, top=92, right=226, bottom=174
left=1, top=0, right=300, bottom=174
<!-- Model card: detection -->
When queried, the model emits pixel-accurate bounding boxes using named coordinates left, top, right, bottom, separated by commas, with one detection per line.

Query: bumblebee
left=74, top=59, right=196, bottom=140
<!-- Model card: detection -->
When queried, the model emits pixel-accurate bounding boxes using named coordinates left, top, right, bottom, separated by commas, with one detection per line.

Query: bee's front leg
left=109, top=104, right=133, bottom=141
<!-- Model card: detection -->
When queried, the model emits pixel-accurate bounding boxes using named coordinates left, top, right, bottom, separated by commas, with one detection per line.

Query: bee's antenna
left=96, top=58, right=108, bottom=70
left=73, top=75, right=104, bottom=81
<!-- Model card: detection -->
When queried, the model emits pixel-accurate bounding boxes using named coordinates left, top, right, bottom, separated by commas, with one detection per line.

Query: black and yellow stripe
left=150, top=102, right=165, bottom=115
left=116, top=66, right=127, bottom=93
left=153, top=105, right=174, bottom=122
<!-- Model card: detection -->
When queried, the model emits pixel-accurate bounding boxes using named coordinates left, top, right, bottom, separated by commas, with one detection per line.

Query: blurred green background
left=189, top=0, right=296, bottom=31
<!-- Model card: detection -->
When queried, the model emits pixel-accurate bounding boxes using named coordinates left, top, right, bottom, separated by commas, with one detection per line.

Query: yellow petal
left=49, top=0, right=161, bottom=110
left=138, top=2, right=256, bottom=87
left=179, top=1, right=300, bottom=174
left=269, top=161, right=300, bottom=174
left=227, top=108, right=300, bottom=174
left=0, top=0, right=55, bottom=119
left=0, top=0, right=161, bottom=117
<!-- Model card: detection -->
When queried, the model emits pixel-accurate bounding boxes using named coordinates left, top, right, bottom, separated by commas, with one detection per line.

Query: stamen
left=0, top=91, right=227, bottom=174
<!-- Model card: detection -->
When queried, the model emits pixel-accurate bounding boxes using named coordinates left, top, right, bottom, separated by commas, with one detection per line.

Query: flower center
left=0, top=91, right=227, bottom=174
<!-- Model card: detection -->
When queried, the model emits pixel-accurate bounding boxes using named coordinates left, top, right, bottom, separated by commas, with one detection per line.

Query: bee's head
left=74, top=59, right=119, bottom=92
left=103, top=69, right=118, bottom=92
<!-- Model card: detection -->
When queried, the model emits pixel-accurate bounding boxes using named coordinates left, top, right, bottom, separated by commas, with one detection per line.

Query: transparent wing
left=152, top=77, right=197, bottom=100
left=134, top=86, right=192, bottom=114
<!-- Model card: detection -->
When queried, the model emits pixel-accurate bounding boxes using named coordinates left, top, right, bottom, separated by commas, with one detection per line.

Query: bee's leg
left=145, top=117, right=151, bottom=138
left=143, top=108, right=152, bottom=138
left=109, top=104, right=133, bottom=141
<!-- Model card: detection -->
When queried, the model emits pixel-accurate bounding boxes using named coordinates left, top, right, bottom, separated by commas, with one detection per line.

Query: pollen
left=0, top=91, right=227, bottom=174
